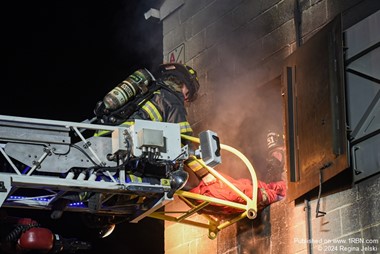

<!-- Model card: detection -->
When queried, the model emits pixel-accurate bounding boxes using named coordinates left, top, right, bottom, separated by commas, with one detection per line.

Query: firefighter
left=266, top=130, right=287, bottom=183
left=94, top=62, right=287, bottom=199
left=94, top=63, right=199, bottom=133
left=51, top=63, right=207, bottom=232
left=93, top=62, right=213, bottom=188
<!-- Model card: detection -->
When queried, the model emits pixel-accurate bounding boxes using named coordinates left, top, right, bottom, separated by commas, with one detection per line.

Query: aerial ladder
left=0, top=114, right=258, bottom=239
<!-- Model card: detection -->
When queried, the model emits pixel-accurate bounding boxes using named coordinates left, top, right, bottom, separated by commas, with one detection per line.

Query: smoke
left=110, top=1, right=163, bottom=72
left=202, top=68, right=283, bottom=181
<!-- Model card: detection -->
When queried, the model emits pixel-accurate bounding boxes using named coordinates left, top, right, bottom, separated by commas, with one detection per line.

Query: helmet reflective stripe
left=179, top=121, right=193, bottom=133
left=188, top=68, right=195, bottom=75
left=141, top=101, right=163, bottom=122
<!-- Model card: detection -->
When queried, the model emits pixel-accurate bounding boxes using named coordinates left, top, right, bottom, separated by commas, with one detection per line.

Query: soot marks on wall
left=237, top=209, right=272, bottom=254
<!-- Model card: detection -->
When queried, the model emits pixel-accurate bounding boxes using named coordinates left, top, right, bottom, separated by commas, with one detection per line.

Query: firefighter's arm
left=185, top=158, right=216, bottom=186
left=201, top=173, right=217, bottom=185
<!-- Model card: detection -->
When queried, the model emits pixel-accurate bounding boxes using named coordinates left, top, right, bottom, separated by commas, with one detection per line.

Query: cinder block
left=185, top=30, right=206, bottom=61
left=191, top=0, right=243, bottom=36
left=341, top=203, right=361, bottom=235
left=179, top=0, right=213, bottom=23
left=162, top=1, right=380, bottom=254
left=301, top=1, right=328, bottom=37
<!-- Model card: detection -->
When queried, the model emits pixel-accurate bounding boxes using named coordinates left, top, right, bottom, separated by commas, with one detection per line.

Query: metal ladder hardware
left=0, top=115, right=258, bottom=239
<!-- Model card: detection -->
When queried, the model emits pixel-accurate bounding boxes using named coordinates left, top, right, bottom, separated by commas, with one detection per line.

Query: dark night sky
left=1, top=0, right=163, bottom=122
left=1, top=1, right=165, bottom=253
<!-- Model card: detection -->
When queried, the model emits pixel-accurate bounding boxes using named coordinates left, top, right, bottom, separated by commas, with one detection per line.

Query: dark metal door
left=345, top=10, right=380, bottom=182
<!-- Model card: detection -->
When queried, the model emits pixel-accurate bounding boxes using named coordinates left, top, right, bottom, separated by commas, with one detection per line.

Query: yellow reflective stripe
left=179, top=121, right=193, bottom=133
left=94, top=121, right=134, bottom=137
left=186, top=159, right=203, bottom=172
left=129, top=174, right=143, bottom=183
left=94, top=130, right=110, bottom=137
left=121, top=121, right=135, bottom=127
left=141, top=101, right=163, bottom=122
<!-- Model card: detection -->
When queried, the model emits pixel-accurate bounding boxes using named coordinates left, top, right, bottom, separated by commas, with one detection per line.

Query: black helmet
left=266, top=131, right=284, bottom=150
left=156, top=63, right=200, bottom=102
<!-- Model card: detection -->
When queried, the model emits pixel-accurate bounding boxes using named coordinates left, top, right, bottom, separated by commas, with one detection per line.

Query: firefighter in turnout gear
left=93, top=62, right=208, bottom=188
left=49, top=63, right=206, bottom=234
left=94, top=63, right=199, bottom=134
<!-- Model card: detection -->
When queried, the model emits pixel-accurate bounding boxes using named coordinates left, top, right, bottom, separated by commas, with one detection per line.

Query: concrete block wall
left=161, top=0, right=380, bottom=253
left=233, top=173, right=380, bottom=254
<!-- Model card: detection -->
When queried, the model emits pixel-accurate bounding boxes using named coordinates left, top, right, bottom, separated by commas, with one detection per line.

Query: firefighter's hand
left=202, top=173, right=217, bottom=186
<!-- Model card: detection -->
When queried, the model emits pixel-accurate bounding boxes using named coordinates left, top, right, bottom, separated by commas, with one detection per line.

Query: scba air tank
left=103, top=68, right=154, bottom=110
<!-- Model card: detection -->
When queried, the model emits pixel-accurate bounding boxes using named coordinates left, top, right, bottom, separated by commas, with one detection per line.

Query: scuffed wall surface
left=161, top=0, right=380, bottom=253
